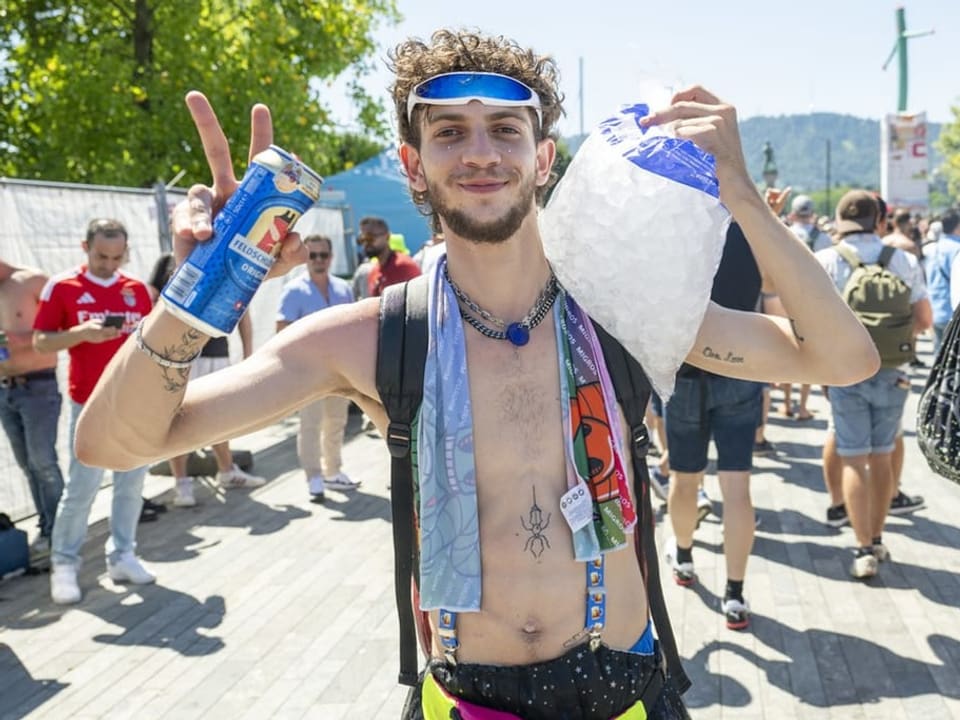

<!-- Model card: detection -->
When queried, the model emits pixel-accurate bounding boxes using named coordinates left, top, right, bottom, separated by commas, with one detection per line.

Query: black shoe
left=139, top=506, right=159, bottom=523
left=310, top=492, right=326, bottom=505
left=142, top=497, right=167, bottom=514
left=889, top=491, right=925, bottom=515
left=753, top=440, right=776, bottom=456
left=826, top=503, right=849, bottom=528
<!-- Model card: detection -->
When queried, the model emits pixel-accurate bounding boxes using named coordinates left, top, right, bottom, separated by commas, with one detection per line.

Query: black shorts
left=400, top=642, right=690, bottom=720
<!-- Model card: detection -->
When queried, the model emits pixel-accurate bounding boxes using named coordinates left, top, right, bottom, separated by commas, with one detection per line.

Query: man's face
left=306, top=241, right=332, bottom=276
left=358, top=225, right=389, bottom=258
left=83, top=233, right=126, bottom=279
left=401, top=101, right=554, bottom=244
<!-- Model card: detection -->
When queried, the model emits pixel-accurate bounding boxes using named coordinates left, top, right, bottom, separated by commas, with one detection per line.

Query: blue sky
left=327, top=0, right=958, bottom=137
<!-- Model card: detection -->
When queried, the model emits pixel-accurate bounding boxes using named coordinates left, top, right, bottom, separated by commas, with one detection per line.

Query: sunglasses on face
left=309, top=251, right=330, bottom=260
left=406, top=71, right=542, bottom=126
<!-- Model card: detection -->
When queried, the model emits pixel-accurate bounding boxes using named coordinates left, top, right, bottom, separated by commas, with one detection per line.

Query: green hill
left=740, top=113, right=944, bottom=194
left=565, top=114, right=946, bottom=199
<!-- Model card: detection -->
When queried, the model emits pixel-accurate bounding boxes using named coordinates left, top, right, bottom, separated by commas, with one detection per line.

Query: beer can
left=162, top=145, right=323, bottom=336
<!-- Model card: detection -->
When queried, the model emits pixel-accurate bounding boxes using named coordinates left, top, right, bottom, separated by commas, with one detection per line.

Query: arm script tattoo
left=701, top=346, right=745, bottom=364
left=520, top=487, right=551, bottom=559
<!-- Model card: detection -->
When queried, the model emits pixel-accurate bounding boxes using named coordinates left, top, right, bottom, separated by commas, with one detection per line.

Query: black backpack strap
left=593, top=320, right=692, bottom=694
left=376, top=275, right=429, bottom=686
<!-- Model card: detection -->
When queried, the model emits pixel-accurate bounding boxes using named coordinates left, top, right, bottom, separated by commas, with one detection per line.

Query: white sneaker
left=308, top=474, right=326, bottom=502
left=108, top=552, right=156, bottom=585
left=851, top=552, right=878, bottom=579
left=326, top=473, right=361, bottom=490
left=663, top=536, right=695, bottom=586
left=218, top=464, right=266, bottom=489
left=872, top=543, right=891, bottom=563
left=173, top=477, right=197, bottom=507
left=50, top=564, right=81, bottom=605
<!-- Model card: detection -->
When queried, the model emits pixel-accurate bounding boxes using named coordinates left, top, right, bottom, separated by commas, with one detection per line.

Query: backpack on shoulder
left=833, top=244, right=914, bottom=368
left=376, top=276, right=690, bottom=697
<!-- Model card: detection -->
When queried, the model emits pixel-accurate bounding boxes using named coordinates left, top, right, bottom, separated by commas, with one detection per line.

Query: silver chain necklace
left=443, top=263, right=559, bottom=346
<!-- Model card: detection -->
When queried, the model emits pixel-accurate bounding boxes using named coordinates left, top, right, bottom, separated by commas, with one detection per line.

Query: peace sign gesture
left=169, top=91, right=308, bottom=277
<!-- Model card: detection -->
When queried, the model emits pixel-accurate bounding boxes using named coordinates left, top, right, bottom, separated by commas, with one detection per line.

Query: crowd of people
left=0, top=25, right=955, bottom=718
left=650, top=186, right=945, bottom=633
left=0, top=210, right=430, bottom=605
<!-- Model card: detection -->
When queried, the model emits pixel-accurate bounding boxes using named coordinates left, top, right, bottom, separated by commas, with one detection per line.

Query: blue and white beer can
left=162, top=145, right=323, bottom=336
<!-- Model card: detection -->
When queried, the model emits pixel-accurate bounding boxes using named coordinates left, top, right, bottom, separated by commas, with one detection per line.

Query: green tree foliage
left=0, top=0, right=399, bottom=187
left=935, top=105, right=960, bottom=202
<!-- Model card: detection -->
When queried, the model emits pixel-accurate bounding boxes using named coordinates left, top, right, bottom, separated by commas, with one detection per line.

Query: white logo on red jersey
left=77, top=292, right=97, bottom=305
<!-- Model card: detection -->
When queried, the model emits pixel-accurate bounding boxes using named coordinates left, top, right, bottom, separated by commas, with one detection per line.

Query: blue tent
left=321, top=147, right=433, bottom=256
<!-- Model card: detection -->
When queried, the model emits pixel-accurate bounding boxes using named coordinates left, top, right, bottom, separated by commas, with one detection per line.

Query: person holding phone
left=32, top=218, right=155, bottom=605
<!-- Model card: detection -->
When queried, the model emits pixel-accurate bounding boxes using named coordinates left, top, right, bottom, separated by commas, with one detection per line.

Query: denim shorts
left=665, top=374, right=762, bottom=473
left=828, top=368, right=909, bottom=456
left=650, top=391, right=664, bottom=418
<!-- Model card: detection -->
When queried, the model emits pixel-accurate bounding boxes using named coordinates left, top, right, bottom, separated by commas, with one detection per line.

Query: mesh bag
left=917, top=306, right=960, bottom=484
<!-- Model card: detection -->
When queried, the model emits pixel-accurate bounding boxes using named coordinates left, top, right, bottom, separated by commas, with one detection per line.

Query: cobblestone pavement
left=1, top=338, right=958, bottom=719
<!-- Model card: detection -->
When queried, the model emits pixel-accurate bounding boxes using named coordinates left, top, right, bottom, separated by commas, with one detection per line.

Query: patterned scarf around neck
left=416, top=258, right=635, bottom=612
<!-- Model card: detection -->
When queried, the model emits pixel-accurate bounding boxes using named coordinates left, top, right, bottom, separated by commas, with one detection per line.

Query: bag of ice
left=540, top=100, right=730, bottom=401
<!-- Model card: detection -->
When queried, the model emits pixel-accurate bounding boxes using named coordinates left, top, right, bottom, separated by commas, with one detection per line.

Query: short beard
left=425, top=172, right=536, bottom=245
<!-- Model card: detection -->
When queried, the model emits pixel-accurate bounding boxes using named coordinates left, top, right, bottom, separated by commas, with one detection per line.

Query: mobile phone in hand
left=102, top=315, right=125, bottom=329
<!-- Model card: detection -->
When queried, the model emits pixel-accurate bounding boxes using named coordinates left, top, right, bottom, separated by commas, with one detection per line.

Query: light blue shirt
left=276, top=272, right=354, bottom=323
left=926, top=234, right=960, bottom=326
left=815, top=233, right=927, bottom=304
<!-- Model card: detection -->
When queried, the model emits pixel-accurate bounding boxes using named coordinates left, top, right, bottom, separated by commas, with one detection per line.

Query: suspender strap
left=593, top=320, right=692, bottom=694
left=377, top=276, right=429, bottom=686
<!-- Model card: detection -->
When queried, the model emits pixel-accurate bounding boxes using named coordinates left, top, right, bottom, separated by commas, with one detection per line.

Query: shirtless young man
left=76, top=29, right=878, bottom=719
left=0, top=260, right=64, bottom=556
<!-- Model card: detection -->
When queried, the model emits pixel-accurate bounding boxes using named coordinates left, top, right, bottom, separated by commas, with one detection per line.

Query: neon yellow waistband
left=421, top=672, right=649, bottom=720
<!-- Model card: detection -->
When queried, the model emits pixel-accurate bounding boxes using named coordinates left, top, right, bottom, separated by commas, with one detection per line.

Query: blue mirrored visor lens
left=407, top=72, right=541, bottom=123
left=415, top=73, right=535, bottom=103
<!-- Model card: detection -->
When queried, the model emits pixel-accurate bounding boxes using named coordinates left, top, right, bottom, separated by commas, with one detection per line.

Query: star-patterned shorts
left=401, top=642, right=690, bottom=720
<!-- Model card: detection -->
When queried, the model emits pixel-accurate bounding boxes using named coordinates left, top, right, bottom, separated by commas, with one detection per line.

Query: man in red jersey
left=33, top=218, right=155, bottom=604
left=359, top=216, right=421, bottom=297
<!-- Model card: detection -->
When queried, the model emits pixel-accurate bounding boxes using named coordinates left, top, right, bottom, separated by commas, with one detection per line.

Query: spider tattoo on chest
left=521, top=487, right=551, bottom=558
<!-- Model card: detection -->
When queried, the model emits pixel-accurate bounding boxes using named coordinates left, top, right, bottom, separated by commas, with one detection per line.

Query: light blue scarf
left=416, top=257, right=633, bottom=612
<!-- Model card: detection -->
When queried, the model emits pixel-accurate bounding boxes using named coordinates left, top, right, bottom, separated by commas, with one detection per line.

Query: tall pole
left=895, top=8, right=907, bottom=112
left=881, top=7, right=934, bottom=113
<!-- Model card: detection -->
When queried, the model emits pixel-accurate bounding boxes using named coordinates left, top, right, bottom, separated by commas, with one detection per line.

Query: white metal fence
left=0, top=177, right=348, bottom=525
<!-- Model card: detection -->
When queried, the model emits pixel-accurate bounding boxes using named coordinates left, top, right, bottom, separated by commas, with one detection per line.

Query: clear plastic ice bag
left=540, top=99, right=731, bottom=401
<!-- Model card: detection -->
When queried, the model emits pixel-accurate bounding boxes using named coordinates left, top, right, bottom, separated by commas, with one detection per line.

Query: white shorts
left=191, top=356, right=230, bottom=379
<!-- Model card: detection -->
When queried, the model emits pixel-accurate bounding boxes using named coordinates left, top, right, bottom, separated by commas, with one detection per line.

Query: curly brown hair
left=388, top=29, right=565, bottom=223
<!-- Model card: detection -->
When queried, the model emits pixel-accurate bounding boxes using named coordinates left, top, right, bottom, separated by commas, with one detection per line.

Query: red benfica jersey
left=34, top=266, right=152, bottom=404
left=367, top=252, right=421, bottom=297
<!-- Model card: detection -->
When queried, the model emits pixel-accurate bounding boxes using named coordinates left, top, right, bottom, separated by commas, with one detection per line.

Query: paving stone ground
left=1, top=336, right=958, bottom=719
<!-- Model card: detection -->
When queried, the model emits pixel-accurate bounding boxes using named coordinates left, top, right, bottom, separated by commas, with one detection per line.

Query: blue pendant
left=506, top=322, right=530, bottom=346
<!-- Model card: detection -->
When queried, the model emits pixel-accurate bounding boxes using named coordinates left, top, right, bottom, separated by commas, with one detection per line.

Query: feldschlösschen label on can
left=162, top=145, right=323, bottom=336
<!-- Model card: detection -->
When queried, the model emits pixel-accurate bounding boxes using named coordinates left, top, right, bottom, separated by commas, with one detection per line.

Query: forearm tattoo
left=789, top=318, right=805, bottom=343
left=520, top=487, right=551, bottom=558
left=701, top=346, right=745, bottom=365
left=160, top=365, right=192, bottom=393
left=159, top=328, right=205, bottom=393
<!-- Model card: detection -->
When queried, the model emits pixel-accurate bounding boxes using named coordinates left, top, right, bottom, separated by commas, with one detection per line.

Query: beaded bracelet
left=134, top=319, right=200, bottom=369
